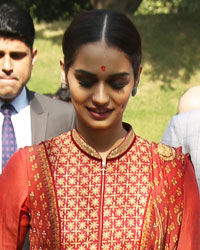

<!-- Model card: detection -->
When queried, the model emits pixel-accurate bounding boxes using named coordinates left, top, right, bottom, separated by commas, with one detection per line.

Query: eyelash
left=110, top=82, right=128, bottom=90
left=78, top=80, right=95, bottom=88
left=77, top=78, right=129, bottom=90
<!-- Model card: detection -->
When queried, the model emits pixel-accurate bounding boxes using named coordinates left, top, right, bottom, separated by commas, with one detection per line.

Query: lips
left=0, top=76, right=17, bottom=80
left=0, top=77, right=18, bottom=84
left=87, top=107, right=114, bottom=119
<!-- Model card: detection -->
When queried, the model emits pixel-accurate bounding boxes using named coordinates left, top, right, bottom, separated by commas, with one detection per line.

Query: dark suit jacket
left=23, top=89, right=76, bottom=250
left=27, top=89, right=76, bottom=144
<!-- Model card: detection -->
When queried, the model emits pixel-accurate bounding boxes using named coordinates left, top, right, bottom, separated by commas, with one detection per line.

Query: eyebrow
left=108, top=72, right=130, bottom=78
left=74, top=69, right=130, bottom=78
left=74, top=69, right=96, bottom=77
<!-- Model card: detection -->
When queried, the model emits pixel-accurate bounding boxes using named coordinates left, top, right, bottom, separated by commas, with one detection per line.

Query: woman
left=0, top=9, right=199, bottom=250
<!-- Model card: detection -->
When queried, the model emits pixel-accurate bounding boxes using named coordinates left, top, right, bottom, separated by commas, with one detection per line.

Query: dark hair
left=62, top=9, right=141, bottom=80
left=0, top=2, right=35, bottom=49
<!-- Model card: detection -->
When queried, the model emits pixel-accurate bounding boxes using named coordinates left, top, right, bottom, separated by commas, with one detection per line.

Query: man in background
left=162, top=86, right=200, bottom=190
left=0, top=2, right=75, bottom=248
left=177, top=85, right=200, bottom=114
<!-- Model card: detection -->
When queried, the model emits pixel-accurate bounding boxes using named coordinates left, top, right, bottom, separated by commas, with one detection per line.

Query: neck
left=76, top=122, right=127, bottom=161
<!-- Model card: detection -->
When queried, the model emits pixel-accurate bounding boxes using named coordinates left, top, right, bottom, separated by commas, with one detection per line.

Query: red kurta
left=0, top=124, right=199, bottom=250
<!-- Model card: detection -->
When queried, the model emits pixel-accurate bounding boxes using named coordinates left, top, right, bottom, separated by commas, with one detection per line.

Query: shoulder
left=43, top=130, right=72, bottom=153
left=169, top=109, right=200, bottom=124
left=162, top=110, right=200, bottom=145
left=152, top=142, right=183, bottom=162
left=156, top=143, right=178, bottom=161
left=152, top=142, right=185, bottom=186
left=135, top=135, right=182, bottom=162
left=150, top=142, right=187, bottom=199
left=29, top=92, right=76, bottom=123
left=33, top=92, right=74, bottom=110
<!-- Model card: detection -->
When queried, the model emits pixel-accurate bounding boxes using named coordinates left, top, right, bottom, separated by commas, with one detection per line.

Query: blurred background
left=1, top=0, right=199, bottom=142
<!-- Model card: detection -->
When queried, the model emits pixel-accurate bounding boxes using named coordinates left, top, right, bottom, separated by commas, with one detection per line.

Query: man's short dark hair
left=0, top=2, right=35, bottom=48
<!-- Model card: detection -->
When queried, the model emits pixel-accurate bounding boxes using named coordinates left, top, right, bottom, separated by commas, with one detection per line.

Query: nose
left=1, top=55, right=13, bottom=74
left=92, top=82, right=109, bottom=106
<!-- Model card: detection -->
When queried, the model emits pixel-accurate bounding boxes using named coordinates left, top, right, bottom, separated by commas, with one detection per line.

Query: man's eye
left=0, top=52, right=4, bottom=58
left=10, top=52, right=26, bottom=60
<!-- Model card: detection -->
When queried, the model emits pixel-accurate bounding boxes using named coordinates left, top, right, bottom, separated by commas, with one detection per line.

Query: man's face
left=0, top=38, right=37, bottom=102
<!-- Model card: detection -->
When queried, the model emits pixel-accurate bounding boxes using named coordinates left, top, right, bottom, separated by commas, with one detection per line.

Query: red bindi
left=101, top=65, right=106, bottom=72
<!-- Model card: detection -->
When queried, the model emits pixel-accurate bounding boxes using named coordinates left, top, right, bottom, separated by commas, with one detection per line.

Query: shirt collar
left=0, top=87, right=29, bottom=112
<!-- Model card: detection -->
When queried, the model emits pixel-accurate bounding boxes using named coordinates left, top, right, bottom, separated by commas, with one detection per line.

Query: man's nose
left=1, top=55, right=13, bottom=73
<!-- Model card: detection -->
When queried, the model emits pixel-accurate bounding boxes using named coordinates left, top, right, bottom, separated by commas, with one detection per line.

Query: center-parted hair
left=62, top=9, right=142, bottom=80
left=0, top=2, right=35, bottom=49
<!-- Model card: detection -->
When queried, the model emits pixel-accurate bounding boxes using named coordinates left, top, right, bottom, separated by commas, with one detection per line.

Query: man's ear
left=31, top=48, right=38, bottom=66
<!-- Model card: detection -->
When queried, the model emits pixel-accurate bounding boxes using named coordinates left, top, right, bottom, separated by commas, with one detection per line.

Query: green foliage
left=136, top=0, right=200, bottom=15
left=178, top=0, right=200, bottom=13
left=1, top=0, right=92, bottom=21
left=91, top=0, right=143, bottom=14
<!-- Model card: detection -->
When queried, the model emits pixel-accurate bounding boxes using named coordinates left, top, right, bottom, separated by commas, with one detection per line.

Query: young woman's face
left=63, top=42, right=141, bottom=132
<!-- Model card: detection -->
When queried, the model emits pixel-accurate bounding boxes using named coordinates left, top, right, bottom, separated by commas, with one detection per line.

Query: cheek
left=69, top=85, right=88, bottom=106
left=120, top=97, right=130, bottom=110
left=18, top=62, right=32, bottom=79
left=112, top=90, right=131, bottom=110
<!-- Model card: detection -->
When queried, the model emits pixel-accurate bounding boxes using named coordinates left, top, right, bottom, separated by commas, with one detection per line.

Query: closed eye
left=109, top=81, right=129, bottom=90
left=107, top=73, right=130, bottom=90
left=75, top=69, right=97, bottom=88
left=78, top=80, right=97, bottom=88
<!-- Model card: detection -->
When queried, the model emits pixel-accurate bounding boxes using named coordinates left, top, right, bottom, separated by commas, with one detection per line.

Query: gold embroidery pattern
left=26, top=130, right=185, bottom=249
left=154, top=202, right=164, bottom=250
left=140, top=195, right=154, bottom=250
left=72, top=124, right=135, bottom=160
left=158, top=143, right=176, bottom=161
left=108, top=129, right=134, bottom=159
left=28, top=144, right=60, bottom=249
left=45, top=132, right=152, bottom=249
left=140, top=142, right=185, bottom=250
left=177, top=211, right=183, bottom=226
left=72, top=129, right=101, bottom=159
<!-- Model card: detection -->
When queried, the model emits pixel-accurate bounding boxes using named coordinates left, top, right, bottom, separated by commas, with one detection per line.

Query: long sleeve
left=177, top=155, right=200, bottom=250
left=0, top=149, right=29, bottom=250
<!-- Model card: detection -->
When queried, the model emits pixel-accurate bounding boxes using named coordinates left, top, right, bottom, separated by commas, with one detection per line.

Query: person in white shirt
left=162, top=86, right=200, bottom=190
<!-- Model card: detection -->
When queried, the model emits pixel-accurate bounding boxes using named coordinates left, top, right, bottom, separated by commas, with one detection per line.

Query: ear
left=31, top=48, right=38, bottom=66
left=134, top=65, right=143, bottom=88
left=60, top=58, right=67, bottom=84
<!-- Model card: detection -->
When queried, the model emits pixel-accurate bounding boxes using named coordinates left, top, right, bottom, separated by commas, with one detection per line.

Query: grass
left=27, top=13, right=200, bottom=142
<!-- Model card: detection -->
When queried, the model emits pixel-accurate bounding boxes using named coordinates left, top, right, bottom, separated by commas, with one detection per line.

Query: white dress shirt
left=0, top=87, right=32, bottom=173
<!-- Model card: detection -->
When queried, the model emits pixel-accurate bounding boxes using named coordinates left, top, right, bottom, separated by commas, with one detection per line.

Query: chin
left=85, top=121, right=113, bottom=131
left=0, top=94, right=15, bottom=102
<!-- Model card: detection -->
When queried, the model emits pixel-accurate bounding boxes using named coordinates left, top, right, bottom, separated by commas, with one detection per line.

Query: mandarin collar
left=71, top=123, right=135, bottom=160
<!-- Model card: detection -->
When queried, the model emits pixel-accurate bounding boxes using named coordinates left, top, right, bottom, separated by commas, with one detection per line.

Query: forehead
left=72, top=42, right=132, bottom=72
left=0, top=37, right=30, bottom=52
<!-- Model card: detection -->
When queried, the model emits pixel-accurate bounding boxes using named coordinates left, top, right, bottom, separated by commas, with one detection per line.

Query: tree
left=90, top=0, right=143, bottom=14
left=1, top=0, right=91, bottom=21
left=137, top=0, right=200, bottom=14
